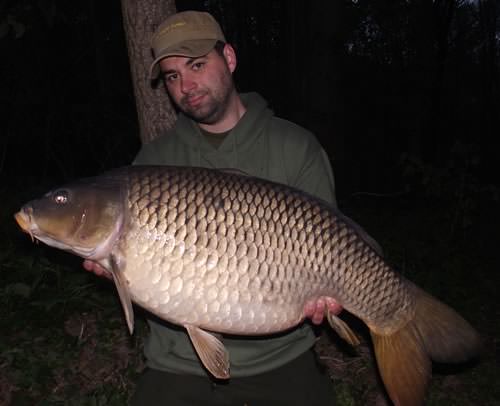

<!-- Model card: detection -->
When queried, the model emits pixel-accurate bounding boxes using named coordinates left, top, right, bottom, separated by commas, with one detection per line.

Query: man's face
left=159, top=45, right=236, bottom=125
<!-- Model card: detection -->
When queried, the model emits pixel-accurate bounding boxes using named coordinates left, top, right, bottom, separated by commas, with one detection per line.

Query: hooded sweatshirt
left=134, top=92, right=337, bottom=377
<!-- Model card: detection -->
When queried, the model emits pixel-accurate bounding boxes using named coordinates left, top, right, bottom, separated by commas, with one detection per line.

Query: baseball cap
left=149, top=11, right=226, bottom=80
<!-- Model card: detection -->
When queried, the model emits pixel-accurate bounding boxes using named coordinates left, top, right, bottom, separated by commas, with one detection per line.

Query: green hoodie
left=134, top=92, right=337, bottom=377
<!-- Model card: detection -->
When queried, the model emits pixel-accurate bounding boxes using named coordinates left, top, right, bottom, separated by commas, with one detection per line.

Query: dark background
left=1, top=2, right=499, bottom=403
left=1, top=0, right=498, bottom=203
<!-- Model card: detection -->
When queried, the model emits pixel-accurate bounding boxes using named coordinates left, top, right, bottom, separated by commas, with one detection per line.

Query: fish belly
left=116, top=166, right=410, bottom=335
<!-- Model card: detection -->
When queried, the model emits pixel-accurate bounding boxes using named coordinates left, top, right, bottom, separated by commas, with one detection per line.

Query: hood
left=173, top=92, right=274, bottom=168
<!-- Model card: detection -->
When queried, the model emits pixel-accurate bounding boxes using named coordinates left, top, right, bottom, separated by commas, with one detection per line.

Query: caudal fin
left=370, top=285, right=480, bottom=406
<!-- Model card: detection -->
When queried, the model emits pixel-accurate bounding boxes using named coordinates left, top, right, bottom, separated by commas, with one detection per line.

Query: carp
left=15, top=165, right=480, bottom=405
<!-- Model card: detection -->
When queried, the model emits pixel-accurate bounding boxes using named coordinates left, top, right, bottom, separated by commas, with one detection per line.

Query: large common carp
left=15, top=166, right=479, bottom=405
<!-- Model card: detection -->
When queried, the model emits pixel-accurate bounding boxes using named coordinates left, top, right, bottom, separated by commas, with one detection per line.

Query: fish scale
left=15, top=165, right=480, bottom=404
left=115, top=166, right=410, bottom=334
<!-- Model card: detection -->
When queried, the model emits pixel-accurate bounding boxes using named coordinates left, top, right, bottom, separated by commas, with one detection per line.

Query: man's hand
left=304, top=296, right=343, bottom=325
left=83, top=260, right=111, bottom=280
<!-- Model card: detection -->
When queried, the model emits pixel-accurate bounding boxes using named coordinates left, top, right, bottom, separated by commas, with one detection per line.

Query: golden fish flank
left=15, top=165, right=480, bottom=405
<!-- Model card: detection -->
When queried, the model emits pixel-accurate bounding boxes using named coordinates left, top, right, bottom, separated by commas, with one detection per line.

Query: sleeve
left=132, top=129, right=176, bottom=165
left=133, top=142, right=160, bottom=165
left=283, top=128, right=337, bottom=208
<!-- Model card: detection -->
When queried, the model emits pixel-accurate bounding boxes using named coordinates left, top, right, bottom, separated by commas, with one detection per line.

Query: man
left=85, top=10, right=342, bottom=405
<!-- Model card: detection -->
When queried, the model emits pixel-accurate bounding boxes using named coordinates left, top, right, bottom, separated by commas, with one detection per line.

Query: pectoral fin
left=109, top=255, right=134, bottom=335
left=185, top=324, right=230, bottom=379
left=327, top=311, right=360, bottom=346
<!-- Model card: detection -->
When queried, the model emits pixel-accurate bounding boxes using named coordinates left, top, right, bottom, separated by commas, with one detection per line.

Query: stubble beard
left=180, top=71, right=234, bottom=125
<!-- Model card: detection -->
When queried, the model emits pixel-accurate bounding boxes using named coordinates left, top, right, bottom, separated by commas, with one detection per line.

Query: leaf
left=7, top=282, right=32, bottom=298
left=12, top=21, right=26, bottom=39
left=0, top=21, right=9, bottom=39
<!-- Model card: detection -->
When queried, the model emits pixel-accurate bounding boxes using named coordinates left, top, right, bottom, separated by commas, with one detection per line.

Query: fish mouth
left=14, top=208, right=36, bottom=242
left=15, top=207, right=112, bottom=259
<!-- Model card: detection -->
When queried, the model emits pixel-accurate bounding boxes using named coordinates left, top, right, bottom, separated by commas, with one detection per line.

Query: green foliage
left=399, top=140, right=498, bottom=239
left=1, top=192, right=145, bottom=404
left=334, top=381, right=358, bottom=406
left=0, top=0, right=61, bottom=40
left=2, top=174, right=497, bottom=405
left=0, top=15, right=26, bottom=39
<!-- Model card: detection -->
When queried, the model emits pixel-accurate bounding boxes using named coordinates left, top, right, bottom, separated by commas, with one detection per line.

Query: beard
left=178, top=69, right=234, bottom=125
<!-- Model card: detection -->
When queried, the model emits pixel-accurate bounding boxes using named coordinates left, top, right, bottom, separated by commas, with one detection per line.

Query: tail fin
left=370, top=285, right=480, bottom=406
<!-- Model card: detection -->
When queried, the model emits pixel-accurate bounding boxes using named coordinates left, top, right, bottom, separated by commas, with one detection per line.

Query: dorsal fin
left=217, top=168, right=251, bottom=177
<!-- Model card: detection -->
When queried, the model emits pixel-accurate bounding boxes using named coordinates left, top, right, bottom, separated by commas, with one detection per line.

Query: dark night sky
left=1, top=0, right=498, bottom=200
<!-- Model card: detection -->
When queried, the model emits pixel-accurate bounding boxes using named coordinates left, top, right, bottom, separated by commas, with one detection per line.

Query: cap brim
left=149, top=39, right=218, bottom=80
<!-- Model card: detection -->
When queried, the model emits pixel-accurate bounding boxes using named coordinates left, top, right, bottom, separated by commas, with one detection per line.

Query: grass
left=1, top=179, right=498, bottom=405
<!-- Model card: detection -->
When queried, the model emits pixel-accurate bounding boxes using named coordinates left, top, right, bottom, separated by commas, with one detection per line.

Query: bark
left=120, top=0, right=177, bottom=144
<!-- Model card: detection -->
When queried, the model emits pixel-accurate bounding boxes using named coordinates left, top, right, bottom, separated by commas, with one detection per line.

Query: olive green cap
left=150, top=11, right=226, bottom=79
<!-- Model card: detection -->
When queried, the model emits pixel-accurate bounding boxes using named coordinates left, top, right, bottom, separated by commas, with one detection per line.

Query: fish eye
left=53, top=190, right=69, bottom=204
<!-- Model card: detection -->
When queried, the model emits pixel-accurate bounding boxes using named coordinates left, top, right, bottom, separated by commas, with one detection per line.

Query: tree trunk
left=120, top=0, right=177, bottom=144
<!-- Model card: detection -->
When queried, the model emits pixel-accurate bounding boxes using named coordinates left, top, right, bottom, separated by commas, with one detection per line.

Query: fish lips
left=15, top=206, right=38, bottom=241
left=15, top=206, right=33, bottom=233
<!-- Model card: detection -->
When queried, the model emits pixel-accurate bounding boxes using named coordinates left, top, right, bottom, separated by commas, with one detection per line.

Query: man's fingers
left=82, top=260, right=111, bottom=279
left=303, top=296, right=343, bottom=325
left=83, top=259, right=94, bottom=271
left=310, top=297, right=324, bottom=325
left=325, top=297, right=343, bottom=316
left=303, top=301, right=316, bottom=318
